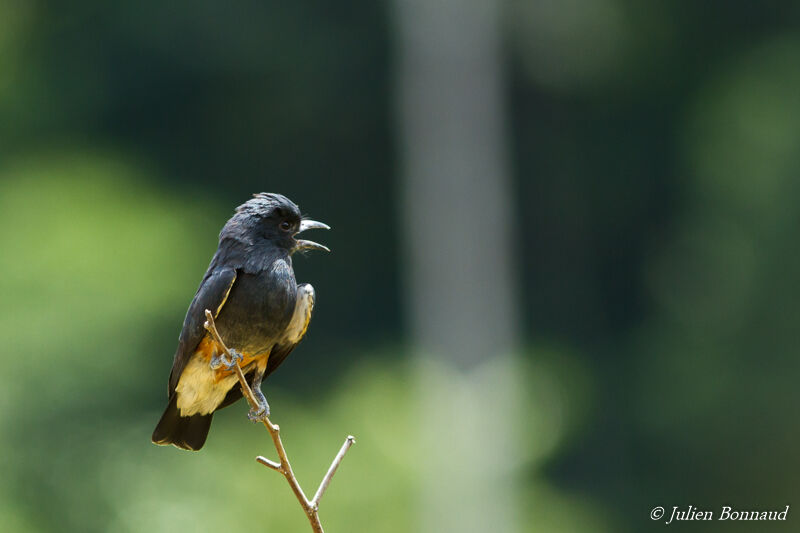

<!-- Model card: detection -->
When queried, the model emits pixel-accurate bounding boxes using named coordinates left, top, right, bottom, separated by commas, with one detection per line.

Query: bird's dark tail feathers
left=151, top=395, right=213, bottom=451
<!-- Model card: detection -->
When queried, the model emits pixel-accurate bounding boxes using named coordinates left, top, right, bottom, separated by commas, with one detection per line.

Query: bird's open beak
left=294, top=219, right=330, bottom=253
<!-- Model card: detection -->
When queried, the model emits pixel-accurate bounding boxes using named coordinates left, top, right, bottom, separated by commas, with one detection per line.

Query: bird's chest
left=215, top=264, right=297, bottom=354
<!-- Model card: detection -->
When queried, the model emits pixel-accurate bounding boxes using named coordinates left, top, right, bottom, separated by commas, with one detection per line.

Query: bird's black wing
left=265, top=283, right=316, bottom=378
left=265, top=342, right=299, bottom=379
left=167, top=266, right=237, bottom=396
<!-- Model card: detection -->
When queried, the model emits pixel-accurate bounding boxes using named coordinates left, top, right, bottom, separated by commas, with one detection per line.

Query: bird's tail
left=151, top=395, right=213, bottom=451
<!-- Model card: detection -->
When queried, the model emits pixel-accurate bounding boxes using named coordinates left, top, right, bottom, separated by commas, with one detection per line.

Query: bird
left=152, top=193, right=329, bottom=451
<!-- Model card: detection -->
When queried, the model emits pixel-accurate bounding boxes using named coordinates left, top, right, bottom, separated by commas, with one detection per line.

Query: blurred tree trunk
left=393, top=1, right=522, bottom=532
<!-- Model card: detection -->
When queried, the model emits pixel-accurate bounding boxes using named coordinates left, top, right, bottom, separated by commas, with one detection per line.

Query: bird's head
left=221, top=193, right=330, bottom=254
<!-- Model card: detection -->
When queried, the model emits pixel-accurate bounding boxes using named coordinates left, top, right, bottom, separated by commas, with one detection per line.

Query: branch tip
left=256, top=456, right=283, bottom=472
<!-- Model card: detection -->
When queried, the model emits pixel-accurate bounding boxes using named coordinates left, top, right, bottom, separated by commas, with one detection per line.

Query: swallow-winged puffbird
left=152, top=193, right=329, bottom=451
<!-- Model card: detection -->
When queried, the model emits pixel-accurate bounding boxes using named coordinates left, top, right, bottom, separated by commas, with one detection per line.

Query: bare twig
left=311, top=435, right=356, bottom=510
left=204, top=309, right=355, bottom=533
left=256, top=456, right=283, bottom=472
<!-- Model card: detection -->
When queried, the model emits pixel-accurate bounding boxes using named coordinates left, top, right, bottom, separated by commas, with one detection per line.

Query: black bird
left=152, top=193, right=329, bottom=451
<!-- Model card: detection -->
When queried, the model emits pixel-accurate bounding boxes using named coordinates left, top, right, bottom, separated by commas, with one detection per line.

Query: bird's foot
left=248, top=388, right=271, bottom=422
left=223, top=349, right=244, bottom=371
left=210, top=349, right=244, bottom=371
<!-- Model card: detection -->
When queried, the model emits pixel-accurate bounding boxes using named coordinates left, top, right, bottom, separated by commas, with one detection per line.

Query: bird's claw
left=223, top=349, right=244, bottom=371
left=248, top=405, right=270, bottom=422
left=209, top=349, right=244, bottom=371
left=248, top=389, right=271, bottom=422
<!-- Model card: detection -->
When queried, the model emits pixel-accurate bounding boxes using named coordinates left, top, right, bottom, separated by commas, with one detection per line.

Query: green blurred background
left=1, top=1, right=799, bottom=532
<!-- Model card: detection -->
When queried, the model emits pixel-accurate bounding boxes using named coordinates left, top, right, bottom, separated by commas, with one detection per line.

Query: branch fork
left=204, top=309, right=355, bottom=533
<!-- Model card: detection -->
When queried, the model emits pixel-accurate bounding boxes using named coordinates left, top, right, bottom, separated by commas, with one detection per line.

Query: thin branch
left=203, top=310, right=261, bottom=410
left=311, top=436, right=356, bottom=510
left=256, top=456, right=283, bottom=472
left=203, top=309, right=355, bottom=533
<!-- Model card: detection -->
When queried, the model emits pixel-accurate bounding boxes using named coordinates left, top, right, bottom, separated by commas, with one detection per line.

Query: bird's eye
left=279, top=221, right=292, bottom=232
